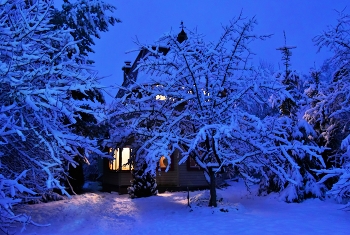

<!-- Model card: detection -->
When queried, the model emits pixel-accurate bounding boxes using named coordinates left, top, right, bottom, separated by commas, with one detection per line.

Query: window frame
left=187, top=156, right=202, bottom=171
left=108, top=147, right=132, bottom=171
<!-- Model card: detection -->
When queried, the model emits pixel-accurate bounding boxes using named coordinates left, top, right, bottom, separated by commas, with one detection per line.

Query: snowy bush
left=128, top=167, right=158, bottom=199
left=314, top=136, right=350, bottom=207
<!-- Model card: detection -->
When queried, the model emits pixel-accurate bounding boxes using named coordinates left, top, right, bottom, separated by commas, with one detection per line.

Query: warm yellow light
left=156, top=95, right=166, bottom=100
left=109, top=148, right=131, bottom=170
left=121, top=148, right=130, bottom=170
left=109, top=149, right=118, bottom=170
left=159, top=156, right=168, bottom=168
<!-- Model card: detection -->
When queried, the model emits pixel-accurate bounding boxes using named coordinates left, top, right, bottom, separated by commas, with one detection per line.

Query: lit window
left=159, top=156, right=168, bottom=168
left=158, top=155, right=175, bottom=171
left=109, top=147, right=131, bottom=171
left=121, top=148, right=131, bottom=170
left=156, top=94, right=166, bottom=100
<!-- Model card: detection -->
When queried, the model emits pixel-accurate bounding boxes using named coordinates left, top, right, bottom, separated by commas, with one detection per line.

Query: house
left=102, top=26, right=209, bottom=194
left=102, top=147, right=209, bottom=193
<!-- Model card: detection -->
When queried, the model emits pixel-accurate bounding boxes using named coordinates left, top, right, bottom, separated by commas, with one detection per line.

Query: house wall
left=155, top=171, right=178, bottom=193
left=155, top=150, right=208, bottom=190
left=178, top=163, right=208, bottom=187
left=102, top=158, right=132, bottom=193
left=102, top=171, right=132, bottom=193
left=102, top=150, right=209, bottom=192
left=155, top=171, right=178, bottom=186
left=156, top=149, right=179, bottom=187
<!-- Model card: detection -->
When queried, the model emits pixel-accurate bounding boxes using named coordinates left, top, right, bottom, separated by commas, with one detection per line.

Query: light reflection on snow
left=13, top=180, right=350, bottom=235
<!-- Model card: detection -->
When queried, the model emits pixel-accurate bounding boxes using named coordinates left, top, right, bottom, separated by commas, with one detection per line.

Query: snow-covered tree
left=49, top=0, right=119, bottom=193
left=51, top=0, right=120, bottom=64
left=275, top=32, right=300, bottom=116
left=305, top=10, right=350, bottom=205
left=109, top=14, right=325, bottom=206
left=50, top=0, right=118, bottom=146
left=256, top=32, right=327, bottom=202
left=0, top=0, right=112, bottom=232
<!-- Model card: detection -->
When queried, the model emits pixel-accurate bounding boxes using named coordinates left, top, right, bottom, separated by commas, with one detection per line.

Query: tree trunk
left=208, top=168, right=217, bottom=207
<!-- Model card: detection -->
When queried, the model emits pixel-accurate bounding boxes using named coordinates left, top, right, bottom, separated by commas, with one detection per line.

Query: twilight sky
left=56, top=0, right=349, bottom=102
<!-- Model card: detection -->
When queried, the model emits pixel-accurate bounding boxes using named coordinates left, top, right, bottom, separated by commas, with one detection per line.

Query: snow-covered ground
left=12, top=180, right=350, bottom=235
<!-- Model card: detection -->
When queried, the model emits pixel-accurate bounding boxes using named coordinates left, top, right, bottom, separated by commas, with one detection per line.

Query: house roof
left=116, top=26, right=188, bottom=99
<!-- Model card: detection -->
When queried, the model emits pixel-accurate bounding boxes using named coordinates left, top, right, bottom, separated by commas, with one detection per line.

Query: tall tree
left=50, top=0, right=119, bottom=192
left=0, top=0, right=112, bottom=232
left=259, top=32, right=327, bottom=202
left=50, top=0, right=119, bottom=143
left=306, top=10, right=350, bottom=206
left=51, top=0, right=120, bottom=64
left=109, top=14, right=325, bottom=206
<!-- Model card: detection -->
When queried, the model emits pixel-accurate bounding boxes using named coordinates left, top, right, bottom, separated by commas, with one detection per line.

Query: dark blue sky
left=56, top=0, right=349, bottom=102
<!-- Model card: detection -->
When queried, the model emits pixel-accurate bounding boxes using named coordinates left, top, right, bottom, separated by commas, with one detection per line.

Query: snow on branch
left=109, top=14, right=325, bottom=203
left=1, top=0, right=109, bottom=231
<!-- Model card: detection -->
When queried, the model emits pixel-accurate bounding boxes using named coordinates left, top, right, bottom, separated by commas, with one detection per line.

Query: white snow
left=11, top=180, right=350, bottom=235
